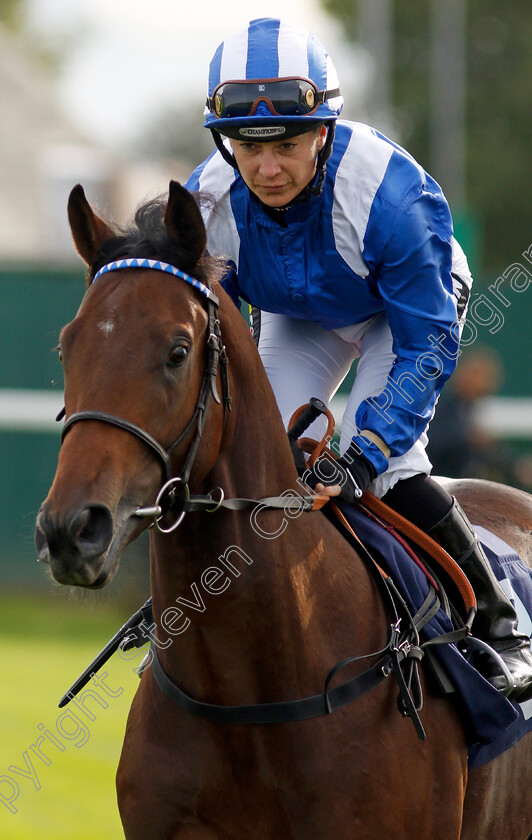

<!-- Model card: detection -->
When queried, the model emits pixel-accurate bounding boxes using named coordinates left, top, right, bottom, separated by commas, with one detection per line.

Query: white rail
left=1, top=390, right=532, bottom=439
left=0, top=389, right=64, bottom=432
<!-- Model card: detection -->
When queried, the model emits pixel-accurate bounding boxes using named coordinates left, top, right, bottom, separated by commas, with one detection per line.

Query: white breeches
left=256, top=310, right=432, bottom=498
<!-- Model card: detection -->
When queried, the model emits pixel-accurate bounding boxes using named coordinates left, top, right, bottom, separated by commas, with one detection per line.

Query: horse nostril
left=70, top=505, right=114, bottom=558
left=36, top=504, right=114, bottom=562
left=35, top=514, right=51, bottom=563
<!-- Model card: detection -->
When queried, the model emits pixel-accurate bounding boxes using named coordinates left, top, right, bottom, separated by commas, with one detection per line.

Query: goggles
left=207, top=77, right=340, bottom=120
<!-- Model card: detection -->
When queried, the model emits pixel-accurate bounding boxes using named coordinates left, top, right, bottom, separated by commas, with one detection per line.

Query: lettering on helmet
left=238, top=126, right=286, bottom=138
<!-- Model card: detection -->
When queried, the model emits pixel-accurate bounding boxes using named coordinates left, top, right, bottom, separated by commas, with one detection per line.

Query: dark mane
left=89, top=194, right=224, bottom=286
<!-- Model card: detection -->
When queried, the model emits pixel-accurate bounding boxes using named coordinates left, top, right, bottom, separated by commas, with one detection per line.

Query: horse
left=35, top=181, right=532, bottom=839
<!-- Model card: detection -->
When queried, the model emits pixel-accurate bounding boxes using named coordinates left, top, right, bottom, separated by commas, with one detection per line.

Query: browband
left=92, top=258, right=219, bottom=306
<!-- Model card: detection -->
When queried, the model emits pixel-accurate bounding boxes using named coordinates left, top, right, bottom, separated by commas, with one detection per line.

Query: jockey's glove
left=310, top=444, right=377, bottom=504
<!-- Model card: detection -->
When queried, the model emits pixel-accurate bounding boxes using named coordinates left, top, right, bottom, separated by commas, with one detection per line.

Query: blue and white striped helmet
left=204, top=18, right=343, bottom=140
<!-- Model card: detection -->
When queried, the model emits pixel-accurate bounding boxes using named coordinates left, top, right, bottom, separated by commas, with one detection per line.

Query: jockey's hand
left=310, top=445, right=376, bottom=504
left=314, top=482, right=342, bottom=497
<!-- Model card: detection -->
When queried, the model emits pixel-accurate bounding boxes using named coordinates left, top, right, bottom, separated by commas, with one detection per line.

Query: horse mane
left=88, top=193, right=226, bottom=287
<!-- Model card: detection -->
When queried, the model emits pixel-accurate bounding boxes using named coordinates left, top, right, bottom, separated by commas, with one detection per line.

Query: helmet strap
left=312, top=121, right=336, bottom=196
left=211, top=130, right=240, bottom=172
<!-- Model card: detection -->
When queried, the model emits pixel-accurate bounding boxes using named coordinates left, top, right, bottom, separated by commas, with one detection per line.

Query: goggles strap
left=318, top=86, right=340, bottom=104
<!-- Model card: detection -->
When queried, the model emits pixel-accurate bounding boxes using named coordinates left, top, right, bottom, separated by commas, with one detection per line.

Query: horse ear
left=67, top=184, right=114, bottom=265
left=164, top=181, right=207, bottom=268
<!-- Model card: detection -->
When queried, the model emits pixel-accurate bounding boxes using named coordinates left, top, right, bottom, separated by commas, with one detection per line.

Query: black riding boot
left=429, top=497, right=532, bottom=702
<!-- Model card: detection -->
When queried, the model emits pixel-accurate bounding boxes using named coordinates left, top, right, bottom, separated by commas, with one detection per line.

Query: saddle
left=287, top=401, right=532, bottom=764
left=287, top=399, right=476, bottom=635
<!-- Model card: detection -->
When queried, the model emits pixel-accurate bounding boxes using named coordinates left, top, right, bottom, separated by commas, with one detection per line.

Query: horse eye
left=167, top=345, right=188, bottom=367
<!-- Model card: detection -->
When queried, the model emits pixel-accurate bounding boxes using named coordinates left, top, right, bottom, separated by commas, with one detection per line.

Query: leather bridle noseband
left=59, top=258, right=232, bottom=532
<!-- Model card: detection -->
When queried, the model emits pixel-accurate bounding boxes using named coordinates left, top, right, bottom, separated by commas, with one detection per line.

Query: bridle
left=58, top=257, right=323, bottom=533
left=59, top=258, right=232, bottom=532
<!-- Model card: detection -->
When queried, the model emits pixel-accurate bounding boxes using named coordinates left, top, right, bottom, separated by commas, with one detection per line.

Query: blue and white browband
left=92, top=258, right=219, bottom=305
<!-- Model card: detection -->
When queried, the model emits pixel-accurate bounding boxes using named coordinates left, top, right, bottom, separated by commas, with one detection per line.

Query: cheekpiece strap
left=93, top=259, right=219, bottom=306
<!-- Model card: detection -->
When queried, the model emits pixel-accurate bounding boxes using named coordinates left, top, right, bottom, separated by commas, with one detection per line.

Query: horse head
left=35, top=182, right=231, bottom=587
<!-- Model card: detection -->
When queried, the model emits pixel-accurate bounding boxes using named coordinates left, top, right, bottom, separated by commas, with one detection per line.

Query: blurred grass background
left=0, top=589, right=149, bottom=839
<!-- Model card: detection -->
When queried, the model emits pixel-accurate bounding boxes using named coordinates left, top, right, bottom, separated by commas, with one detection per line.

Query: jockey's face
left=231, top=125, right=327, bottom=207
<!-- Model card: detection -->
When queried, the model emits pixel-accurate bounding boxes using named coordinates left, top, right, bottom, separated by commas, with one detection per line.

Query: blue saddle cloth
left=336, top=501, right=532, bottom=769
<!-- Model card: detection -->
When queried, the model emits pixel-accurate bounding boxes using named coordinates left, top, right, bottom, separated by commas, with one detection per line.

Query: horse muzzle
left=35, top=502, right=114, bottom=587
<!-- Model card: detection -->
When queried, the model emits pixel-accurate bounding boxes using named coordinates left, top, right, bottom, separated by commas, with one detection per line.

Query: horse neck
left=205, top=288, right=302, bottom=499
left=148, top=294, right=361, bottom=703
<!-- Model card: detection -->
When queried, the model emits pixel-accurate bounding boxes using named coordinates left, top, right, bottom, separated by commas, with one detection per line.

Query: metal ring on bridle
left=205, top=487, right=225, bottom=513
left=154, top=477, right=190, bottom=534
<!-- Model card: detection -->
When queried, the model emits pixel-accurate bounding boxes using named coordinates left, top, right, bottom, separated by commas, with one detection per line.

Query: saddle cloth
left=335, top=501, right=532, bottom=770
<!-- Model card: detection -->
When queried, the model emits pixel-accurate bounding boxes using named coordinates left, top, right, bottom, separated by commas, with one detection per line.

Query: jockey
left=185, top=17, right=532, bottom=701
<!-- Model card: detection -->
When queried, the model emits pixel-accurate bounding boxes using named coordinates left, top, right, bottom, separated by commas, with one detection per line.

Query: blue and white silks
left=185, top=120, right=471, bottom=478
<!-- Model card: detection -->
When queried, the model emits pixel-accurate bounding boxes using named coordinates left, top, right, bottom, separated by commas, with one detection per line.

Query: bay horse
left=35, top=182, right=532, bottom=839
